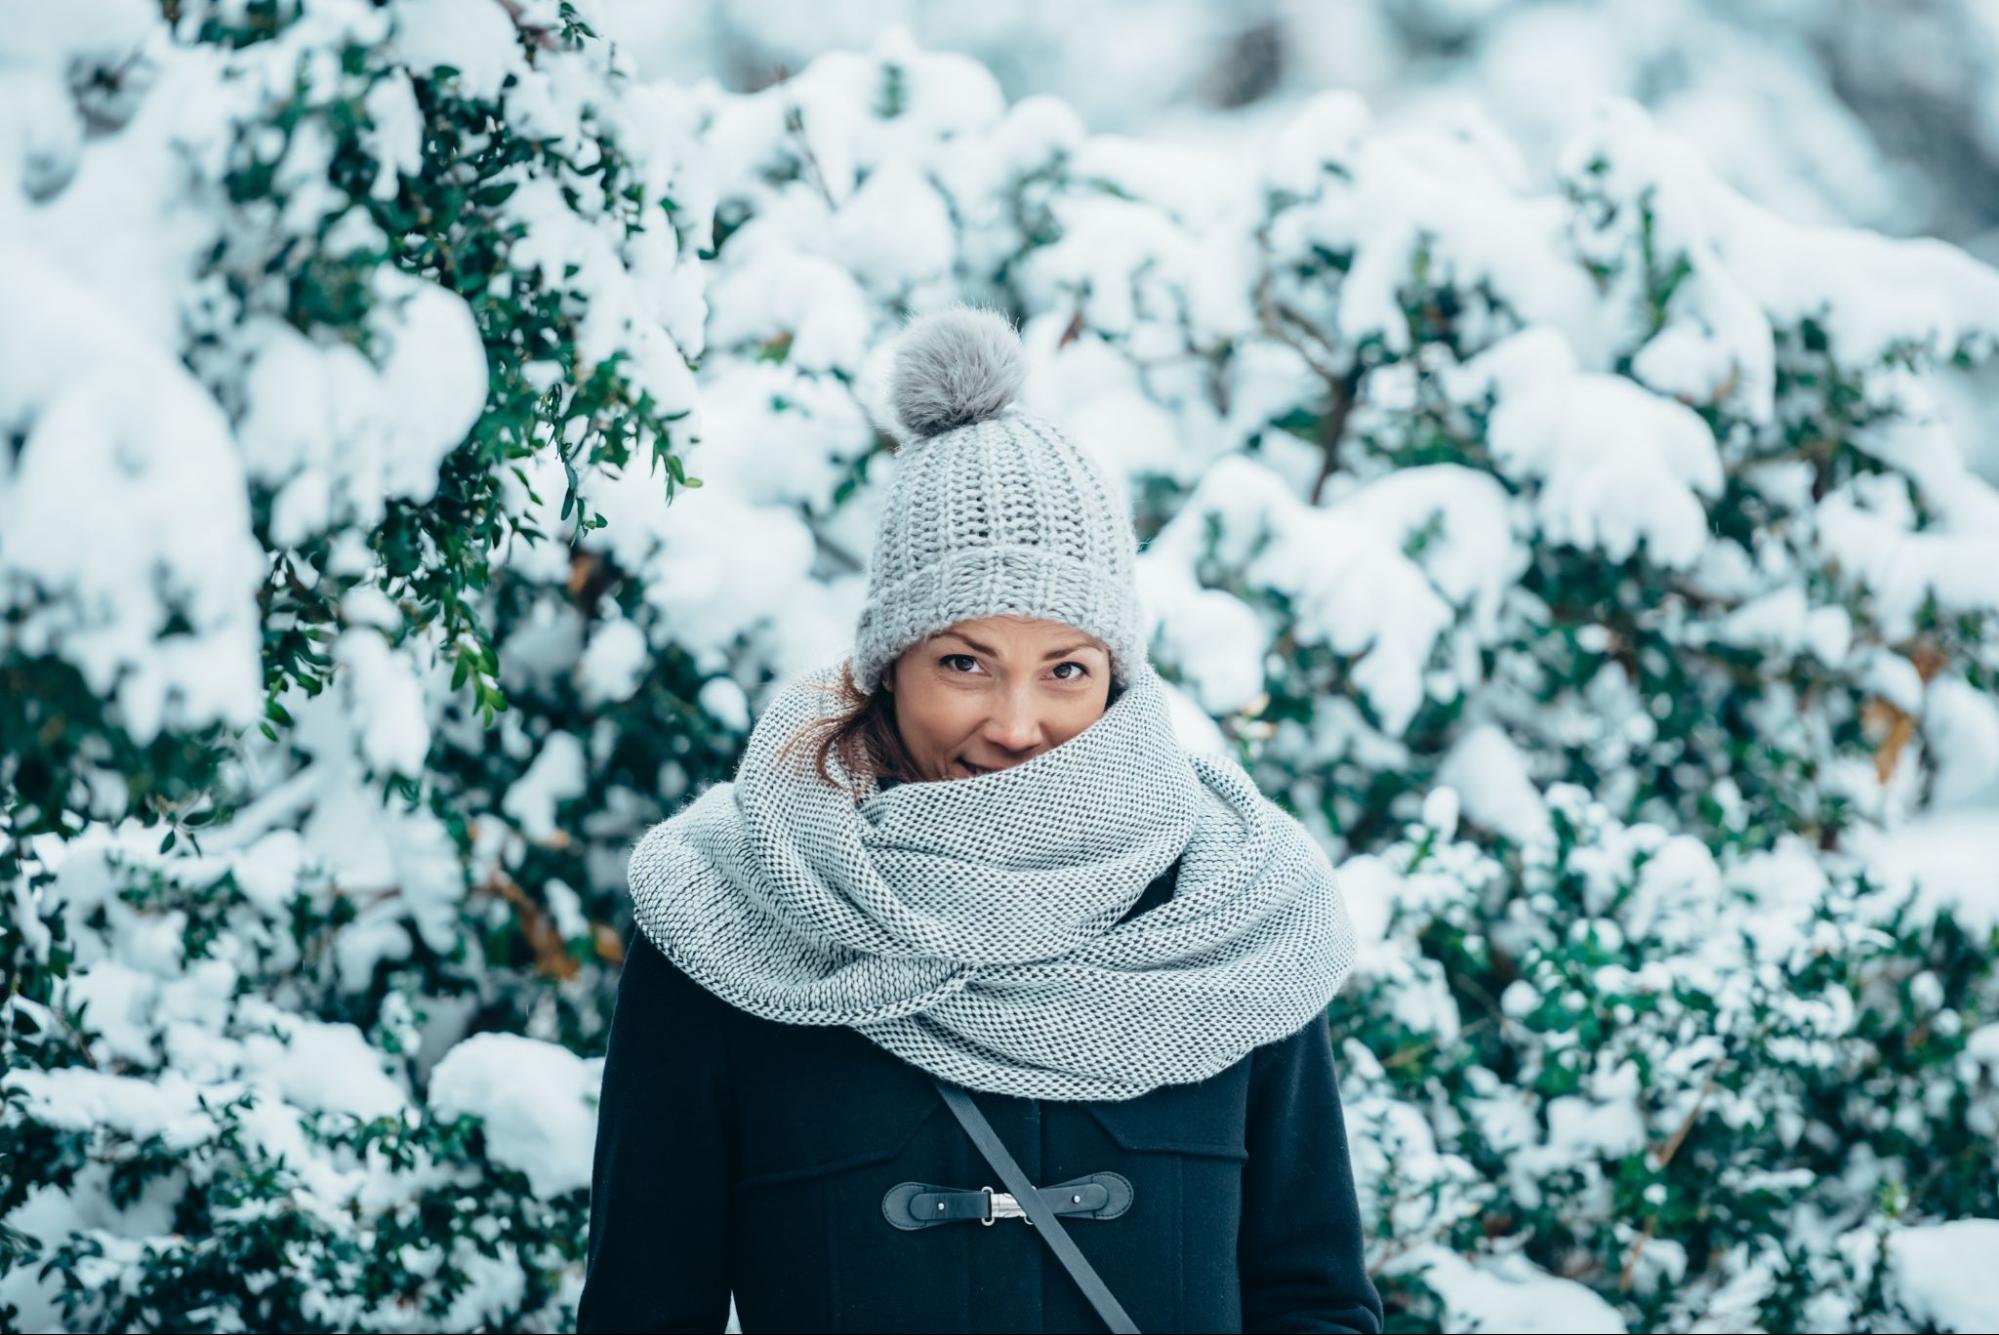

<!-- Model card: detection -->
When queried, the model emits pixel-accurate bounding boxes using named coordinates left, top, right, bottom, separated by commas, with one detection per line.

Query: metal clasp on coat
left=982, top=1185, right=1029, bottom=1225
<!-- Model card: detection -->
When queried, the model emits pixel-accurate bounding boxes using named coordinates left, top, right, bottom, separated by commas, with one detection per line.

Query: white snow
left=1467, top=327, right=1724, bottom=569
left=1880, top=1219, right=1999, bottom=1333
left=0, top=252, right=266, bottom=744
left=386, top=0, right=523, bottom=101
left=428, top=1032, right=600, bottom=1199
left=1144, top=455, right=1520, bottom=733
left=1390, top=1245, right=1630, bottom=1334
left=239, top=1009, right=411, bottom=1120
left=503, top=733, right=589, bottom=843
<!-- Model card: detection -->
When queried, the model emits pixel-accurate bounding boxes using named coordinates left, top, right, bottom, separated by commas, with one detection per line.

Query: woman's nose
left=984, top=697, right=1044, bottom=751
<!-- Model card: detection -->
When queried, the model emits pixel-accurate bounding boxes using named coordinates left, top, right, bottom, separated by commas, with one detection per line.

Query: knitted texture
left=625, top=657, right=1359, bottom=1102
left=852, top=305, right=1148, bottom=694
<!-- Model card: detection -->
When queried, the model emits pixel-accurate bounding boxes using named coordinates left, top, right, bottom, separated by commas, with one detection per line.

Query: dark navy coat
left=577, top=857, right=1383, bottom=1334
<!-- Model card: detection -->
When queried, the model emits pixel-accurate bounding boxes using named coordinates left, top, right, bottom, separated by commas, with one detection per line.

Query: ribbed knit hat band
left=852, top=306, right=1149, bottom=696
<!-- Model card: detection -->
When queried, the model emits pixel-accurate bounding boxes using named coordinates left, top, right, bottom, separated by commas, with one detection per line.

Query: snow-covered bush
left=5, top=9, right=1997, bottom=1333
left=3, top=0, right=707, bottom=1327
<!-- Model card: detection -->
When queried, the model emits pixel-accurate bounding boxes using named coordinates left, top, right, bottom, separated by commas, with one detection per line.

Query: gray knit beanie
left=851, top=304, right=1148, bottom=696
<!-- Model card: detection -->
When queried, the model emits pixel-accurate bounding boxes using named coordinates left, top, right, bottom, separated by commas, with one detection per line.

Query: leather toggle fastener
left=882, top=1171, right=1134, bottom=1230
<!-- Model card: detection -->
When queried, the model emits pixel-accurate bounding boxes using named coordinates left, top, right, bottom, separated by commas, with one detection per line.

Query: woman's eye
left=939, top=655, right=1087, bottom=679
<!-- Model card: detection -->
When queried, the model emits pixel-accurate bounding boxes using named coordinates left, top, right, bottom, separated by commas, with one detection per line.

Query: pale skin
left=880, top=615, right=1113, bottom=782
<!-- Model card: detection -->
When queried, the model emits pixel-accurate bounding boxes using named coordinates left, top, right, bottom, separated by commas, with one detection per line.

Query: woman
left=576, top=306, right=1382, bottom=1334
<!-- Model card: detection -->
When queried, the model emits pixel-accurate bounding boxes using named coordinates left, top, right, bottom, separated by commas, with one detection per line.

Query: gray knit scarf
left=625, top=657, right=1357, bottom=1101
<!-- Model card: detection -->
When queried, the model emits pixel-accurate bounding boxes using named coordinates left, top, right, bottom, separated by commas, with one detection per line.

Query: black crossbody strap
left=932, top=1079, right=1142, bottom=1334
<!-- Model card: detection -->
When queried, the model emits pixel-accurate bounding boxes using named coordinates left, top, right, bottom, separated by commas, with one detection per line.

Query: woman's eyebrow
left=938, top=633, right=1102, bottom=659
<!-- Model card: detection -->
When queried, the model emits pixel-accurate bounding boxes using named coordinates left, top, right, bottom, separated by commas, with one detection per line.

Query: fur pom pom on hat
left=888, top=305, right=1028, bottom=441
left=851, top=304, right=1150, bottom=697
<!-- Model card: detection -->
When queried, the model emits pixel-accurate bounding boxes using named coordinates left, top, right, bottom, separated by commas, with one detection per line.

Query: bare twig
left=772, top=63, right=838, bottom=212
left=1252, top=277, right=1361, bottom=505
left=1619, top=1067, right=1721, bottom=1292
left=495, top=0, right=562, bottom=51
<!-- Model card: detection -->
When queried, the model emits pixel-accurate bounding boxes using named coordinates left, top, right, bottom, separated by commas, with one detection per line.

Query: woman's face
left=881, top=615, right=1112, bottom=781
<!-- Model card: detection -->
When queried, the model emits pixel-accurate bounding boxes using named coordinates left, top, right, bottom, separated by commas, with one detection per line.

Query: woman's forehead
left=936, top=617, right=1106, bottom=647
